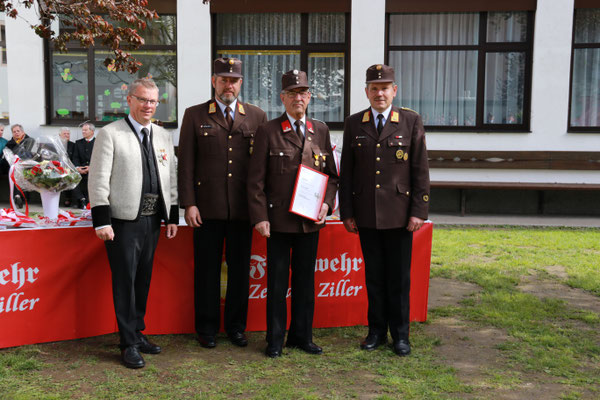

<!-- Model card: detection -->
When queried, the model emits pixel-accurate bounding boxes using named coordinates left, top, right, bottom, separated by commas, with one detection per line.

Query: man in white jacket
left=89, top=78, right=178, bottom=369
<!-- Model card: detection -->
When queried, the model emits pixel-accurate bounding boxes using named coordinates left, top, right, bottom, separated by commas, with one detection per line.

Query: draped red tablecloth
left=0, top=221, right=432, bottom=348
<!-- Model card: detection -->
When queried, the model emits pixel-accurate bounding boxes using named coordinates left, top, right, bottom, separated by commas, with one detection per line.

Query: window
left=387, top=11, right=533, bottom=130
left=214, top=13, right=348, bottom=129
left=47, top=15, right=177, bottom=127
left=569, top=8, right=600, bottom=131
left=0, top=15, right=8, bottom=122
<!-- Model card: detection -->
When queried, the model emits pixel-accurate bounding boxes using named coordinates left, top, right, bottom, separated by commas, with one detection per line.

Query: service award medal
left=314, top=154, right=320, bottom=167
left=396, top=149, right=404, bottom=160
left=403, top=153, right=408, bottom=161
left=158, top=149, right=168, bottom=166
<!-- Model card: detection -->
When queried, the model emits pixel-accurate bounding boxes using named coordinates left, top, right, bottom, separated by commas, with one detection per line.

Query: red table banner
left=0, top=221, right=432, bottom=348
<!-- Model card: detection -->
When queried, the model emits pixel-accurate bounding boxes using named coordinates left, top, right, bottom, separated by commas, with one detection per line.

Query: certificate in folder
left=289, top=164, right=329, bottom=221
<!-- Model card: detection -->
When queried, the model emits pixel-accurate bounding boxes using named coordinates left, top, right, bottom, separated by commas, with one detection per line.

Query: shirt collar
left=128, top=114, right=152, bottom=136
left=371, top=105, right=392, bottom=122
left=286, top=112, right=306, bottom=128
left=215, top=98, right=238, bottom=117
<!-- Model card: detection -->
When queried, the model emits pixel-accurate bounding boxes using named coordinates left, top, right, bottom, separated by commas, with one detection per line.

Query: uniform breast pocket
left=269, top=149, right=294, bottom=174
left=387, top=139, right=409, bottom=163
left=196, top=127, right=218, bottom=154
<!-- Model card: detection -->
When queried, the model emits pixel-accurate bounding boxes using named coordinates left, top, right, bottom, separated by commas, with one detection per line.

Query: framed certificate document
left=289, top=164, right=329, bottom=221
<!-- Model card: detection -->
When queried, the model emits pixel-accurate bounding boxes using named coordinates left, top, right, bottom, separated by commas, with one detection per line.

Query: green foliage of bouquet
left=20, top=159, right=81, bottom=192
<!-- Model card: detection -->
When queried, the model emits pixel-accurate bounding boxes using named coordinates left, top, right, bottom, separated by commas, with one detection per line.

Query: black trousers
left=105, top=215, right=161, bottom=348
left=72, top=173, right=89, bottom=202
left=357, top=227, right=413, bottom=341
left=266, top=231, right=319, bottom=348
left=193, top=219, right=252, bottom=336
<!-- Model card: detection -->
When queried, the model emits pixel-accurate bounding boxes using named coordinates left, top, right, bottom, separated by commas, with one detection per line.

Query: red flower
left=52, top=160, right=61, bottom=167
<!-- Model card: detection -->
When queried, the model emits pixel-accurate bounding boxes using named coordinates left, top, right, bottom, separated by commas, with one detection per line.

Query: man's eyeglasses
left=131, top=95, right=160, bottom=106
left=284, top=90, right=310, bottom=99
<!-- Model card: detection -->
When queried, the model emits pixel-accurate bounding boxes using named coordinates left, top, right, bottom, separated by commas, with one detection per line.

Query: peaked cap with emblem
left=281, top=69, right=309, bottom=91
left=366, top=64, right=395, bottom=83
left=214, top=57, right=243, bottom=78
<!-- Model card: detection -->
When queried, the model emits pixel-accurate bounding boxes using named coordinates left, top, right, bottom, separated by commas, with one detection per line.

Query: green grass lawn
left=1, top=227, right=599, bottom=399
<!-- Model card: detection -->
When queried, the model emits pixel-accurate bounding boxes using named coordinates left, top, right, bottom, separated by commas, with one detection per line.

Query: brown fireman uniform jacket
left=339, top=106, right=430, bottom=229
left=178, top=99, right=267, bottom=220
left=247, top=113, right=339, bottom=233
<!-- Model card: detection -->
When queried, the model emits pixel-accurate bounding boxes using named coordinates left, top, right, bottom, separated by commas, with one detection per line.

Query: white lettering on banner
left=317, top=280, right=363, bottom=298
left=248, top=283, right=292, bottom=299
left=314, top=253, right=362, bottom=277
left=0, top=292, right=40, bottom=313
left=0, top=262, right=40, bottom=290
left=249, top=255, right=266, bottom=280
left=0, top=262, right=41, bottom=314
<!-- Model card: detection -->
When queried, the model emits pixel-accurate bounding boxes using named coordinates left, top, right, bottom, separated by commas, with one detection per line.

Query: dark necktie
left=225, top=106, right=233, bottom=130
left=294, top=120, right=304, bottom=144
left=377, top=114, right=384, bottom=135
left=141, top=127, right=150, bottom=151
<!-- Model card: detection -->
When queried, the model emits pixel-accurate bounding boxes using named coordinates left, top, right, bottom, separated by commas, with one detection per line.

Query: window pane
left=574, top=9, right=600, bottom=44
left=217, top=50, right=300, bottom=120
left=94, top=51, right=177, bottom=123
left=571, top=48, right=600, bottom=127
left=308, top=13, right=345, bottom=43
left=487, top=11, right=527, bottom=43
left=390, top=50, right=477, bottom=126
left=52, top=52, right=89, bottom=120
left=137, top=15, right=176, bottom=46
left=308, top=53, right=344, bottom=122
left=216, top=14, right=301, bottom=46
left=484, top=52, right=525, bottom=124
left=0, top=16, right=8, bottom=120
left=389, top=13, right=479, bottom=46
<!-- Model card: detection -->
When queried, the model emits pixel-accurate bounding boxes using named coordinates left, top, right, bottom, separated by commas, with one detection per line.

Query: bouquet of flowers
left=3, top=136, right=81, bottom=193
left=20, top=159, right=81, bottom=192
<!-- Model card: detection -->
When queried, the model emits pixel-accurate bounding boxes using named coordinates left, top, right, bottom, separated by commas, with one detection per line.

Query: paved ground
left=2, top=200, right=599, bottom=228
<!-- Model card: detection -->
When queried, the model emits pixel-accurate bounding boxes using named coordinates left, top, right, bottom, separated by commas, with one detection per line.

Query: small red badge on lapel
left=281, top=120, right=292, bottom=133
left=306, top=120, right=314, bottom=134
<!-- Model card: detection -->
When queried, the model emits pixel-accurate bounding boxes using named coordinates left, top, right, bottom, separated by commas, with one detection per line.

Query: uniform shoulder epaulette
left=311, top=118, right=326, bottom=126
left=401, top=107, right=419, bottom=114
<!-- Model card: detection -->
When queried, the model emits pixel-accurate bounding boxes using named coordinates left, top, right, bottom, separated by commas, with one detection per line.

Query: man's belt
left=141, top=193, right=159, bottom=216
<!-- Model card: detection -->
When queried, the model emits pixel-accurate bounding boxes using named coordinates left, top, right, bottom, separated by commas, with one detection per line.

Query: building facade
left=1, top=0, right=599, bottom=215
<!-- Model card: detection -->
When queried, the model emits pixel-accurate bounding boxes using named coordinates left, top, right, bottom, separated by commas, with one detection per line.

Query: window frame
left=385, top=11, right=535, bottom=132
left=212, top=12, right=350, bottom=130
left=44, top=14, right=178, bottom=128
left=568, top=8, right=600, bottom=133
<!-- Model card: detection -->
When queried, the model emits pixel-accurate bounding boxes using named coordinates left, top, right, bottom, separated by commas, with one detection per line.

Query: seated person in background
left=72, top=122, right=96, bottom=209
left=59, top=127, right=76, bottom=207
left=0, top=124, right=8, bottom=175
left=5, top=124, right=35, bottom=208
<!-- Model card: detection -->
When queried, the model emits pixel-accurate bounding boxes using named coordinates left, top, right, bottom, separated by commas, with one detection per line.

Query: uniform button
left=229, top=160, right=233, bottom=164
left=229, top=147, right=233, bottom=152
left=376, top=170, right=380, bottom=175
left=376, top=143, right=381, bottom=148
left=279, top=152, right=284, bottom=156
left=228, top=135, right=232, bottom=139
left=376, top=184, right=381, bottom=189
left=204, top=132, right=208, bottom=136
left=308, top=137, right=312, bottom=141
left=376, top=157, right=380, bottom=161
left=228, top=173, right=232, bottom=177
left=358, top=143, right=362, bottom=147
left=197, top=182, right=201, bottom=186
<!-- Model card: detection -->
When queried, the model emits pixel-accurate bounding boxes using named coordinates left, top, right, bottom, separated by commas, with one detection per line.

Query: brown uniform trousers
left=178, top=99, right=267, bottom=337
left=339, top=106, right=430, bottom=342
left=247, top=113, right=339, bottom=348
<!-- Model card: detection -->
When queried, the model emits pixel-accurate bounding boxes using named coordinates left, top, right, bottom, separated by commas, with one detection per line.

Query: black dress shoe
left=360, top=334, right=387, bottom=351
left=138, top=335, right=161, bottom=354
left=228, top=332, right=248, bottom=347
left=286, top=341, right=323, bottom=355
left=265, top=346, right=282, bottom=358
left=121, top=346, right=145, bottom=369
left=197, top=334, right=216, bottom=348
left=393, top=339, right=411, bottom=356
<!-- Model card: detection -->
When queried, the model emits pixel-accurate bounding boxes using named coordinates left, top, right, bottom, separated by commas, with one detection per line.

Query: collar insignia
left=306, top=120, right=314, bottom=134
left=281, top=120, right=292, bottom=133
left=362, top=111, right=370, bottom=123
left=390, top=111, right=399, bottom=123
left=208, top=102, right=216, bottom=114
left=238, top=103, right=245, bottom=115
